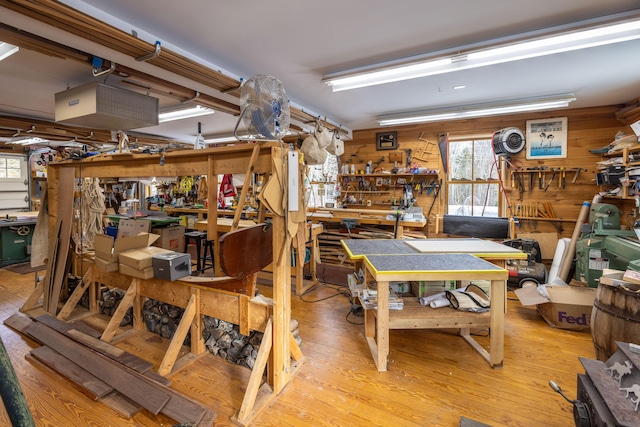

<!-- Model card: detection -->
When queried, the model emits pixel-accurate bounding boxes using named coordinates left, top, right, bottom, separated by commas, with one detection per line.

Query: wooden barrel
left=591, top=282, right=640, bottom=361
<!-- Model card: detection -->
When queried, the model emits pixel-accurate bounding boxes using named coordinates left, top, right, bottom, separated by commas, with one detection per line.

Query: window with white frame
left=305, top=155, right=339, bottom=208
left=0, top=155, right=22, bottom=179
left=447, top=138, right=501, bottom=216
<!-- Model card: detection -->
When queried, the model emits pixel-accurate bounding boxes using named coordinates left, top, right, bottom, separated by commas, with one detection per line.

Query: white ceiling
left=1, top=0, right=639, bottom=145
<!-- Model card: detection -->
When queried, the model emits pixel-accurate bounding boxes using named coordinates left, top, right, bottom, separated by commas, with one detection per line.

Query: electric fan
left=492, top=127, right=525, bottom=156
left=234, top=75, right=290, bottom=141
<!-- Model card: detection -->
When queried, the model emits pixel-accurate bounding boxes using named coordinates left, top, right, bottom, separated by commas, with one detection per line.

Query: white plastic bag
left=314, top=121, right=332, bottom=148
left=327, top=129, right=344, bottom=156
left=300, top=134, right=327, bottom=165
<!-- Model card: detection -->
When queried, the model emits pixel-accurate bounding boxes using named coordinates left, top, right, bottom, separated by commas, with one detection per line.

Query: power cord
left=298, top=263, right=364, bottom=325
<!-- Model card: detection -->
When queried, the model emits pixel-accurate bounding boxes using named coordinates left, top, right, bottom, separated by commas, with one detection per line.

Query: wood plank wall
left=343, top=105, right=636, bottom=238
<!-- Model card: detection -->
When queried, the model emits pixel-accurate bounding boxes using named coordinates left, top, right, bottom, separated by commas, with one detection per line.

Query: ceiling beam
left=0, top=0, right=344, bottom=133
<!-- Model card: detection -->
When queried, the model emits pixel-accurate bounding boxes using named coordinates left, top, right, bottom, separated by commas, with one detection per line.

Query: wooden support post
left=239, top=294, right=250, bottom=336
left=158, top=294, right=197, bottom=376
left=100, top=279, right=137, bottom=343
left=271, top=146, right=291, bottom=395
left=257, top=173, right=269, bottom=224
left=207, top=155, right=221, bottom=276
left=56, top=266, right=94, bottom=321
left=233, top=317, right=274, bottom=426
left=232, top=143, right=261, bottom=231
left=190, top=288, right=205, bottom=356
left=20, top=276, right=45, bottom=313
left=289, top=332, right=303, bottom=362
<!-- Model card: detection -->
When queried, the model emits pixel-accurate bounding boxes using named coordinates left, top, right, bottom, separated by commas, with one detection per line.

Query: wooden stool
left=201, top=239, right=214, bottom=273
left=184, top=231, right=207, bottom=273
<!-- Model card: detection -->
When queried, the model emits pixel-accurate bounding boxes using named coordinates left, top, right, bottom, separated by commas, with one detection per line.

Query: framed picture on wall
left=376, top=131, right=398, bottom=150
left=526, top=117, right=568, bottom=159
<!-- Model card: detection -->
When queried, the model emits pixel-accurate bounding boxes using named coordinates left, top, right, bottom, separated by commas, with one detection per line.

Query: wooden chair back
left=219, top=223, right=273, bottom=278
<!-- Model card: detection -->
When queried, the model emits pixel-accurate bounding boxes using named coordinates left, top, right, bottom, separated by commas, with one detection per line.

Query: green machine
left=0, top=220, right=35, bottom=267
left=575, top=203, right=640, bottom=287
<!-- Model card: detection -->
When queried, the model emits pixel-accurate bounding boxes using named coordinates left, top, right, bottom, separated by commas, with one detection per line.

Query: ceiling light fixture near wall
left=377, top=94, right=576, bottom=126
left=7, top=137, right=49, bottom=145
left=158, top=105, right=214, bottom=123
left=0, top=42, right=19, bottom=62
left=322, top=10, right=640, bottom=91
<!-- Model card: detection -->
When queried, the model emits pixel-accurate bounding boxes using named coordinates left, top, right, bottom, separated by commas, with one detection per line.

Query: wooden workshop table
left=307, top=207, right=426, bottom=238
left=105, top=214, right=181, bottom=227
left=37, top=144, right=302, bottom=425
left=341, top=238, right=521, bottom=371
left=342, top=238, right=526, bottom=268
left=53, top=264, right=303, bottom=425
left=195, top=218, right=323, bottom=295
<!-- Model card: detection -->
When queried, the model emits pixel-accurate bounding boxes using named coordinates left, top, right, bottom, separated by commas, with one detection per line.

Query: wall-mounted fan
left=234, top=75, right=290, bottom=141
left=492, top=127, right=525, bottom=155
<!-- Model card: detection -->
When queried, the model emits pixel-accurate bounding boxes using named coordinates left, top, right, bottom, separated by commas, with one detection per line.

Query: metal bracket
left=136, top=41, right=161, bottom=62
left=92, top=62, right=116, bottom=77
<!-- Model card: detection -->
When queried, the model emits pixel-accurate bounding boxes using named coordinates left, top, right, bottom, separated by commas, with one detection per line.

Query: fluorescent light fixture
left=158, top=105, right=214, bottom=123
left=323, top=10, right=640, bottom=91
left=203, top=135, right=238, bottom=144
left=377, top=94, right=576, bottom=126
left=204, top=130, right=299, bottom=144
left=0, top=42, right=19, bottom=62
left=7, top=137, right=49, bottom=145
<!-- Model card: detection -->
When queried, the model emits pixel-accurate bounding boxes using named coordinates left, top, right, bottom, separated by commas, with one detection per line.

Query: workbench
left=341, top=238, right=521, bottom=371
left=32, top=143, right=302, bottom=425
left=49, top=264, right=303, bottom=425
left=307, top=207, right=426, bottom=238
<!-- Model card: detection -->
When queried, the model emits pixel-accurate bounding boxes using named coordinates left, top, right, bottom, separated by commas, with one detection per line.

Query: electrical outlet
left=632, top=208, right=637, bottom=218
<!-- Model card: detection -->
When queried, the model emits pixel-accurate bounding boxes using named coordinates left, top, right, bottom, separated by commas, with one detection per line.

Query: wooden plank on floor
left=3, top=312, right=33, bottom=333
left=28, top=346, right=114, bottom=399
left=23, top=321, right=171, bottom=415
left=65, top=319, right=103, bottom=338
left=98, top=391, right=141, bottom=419
left=35, top=314, right=154, bottom=374
left=197, top=410, right=217, bottom=427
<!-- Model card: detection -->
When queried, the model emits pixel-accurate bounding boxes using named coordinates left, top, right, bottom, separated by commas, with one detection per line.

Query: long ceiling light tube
left=0, top=41, right=19, bottom=61
left=323, top=10, right=640, bottom=92
left=377, top=94, right=576, bottom=126
left=158, top=105, right=214, bottom=123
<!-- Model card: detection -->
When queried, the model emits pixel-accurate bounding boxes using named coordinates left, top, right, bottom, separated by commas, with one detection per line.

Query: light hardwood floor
left=0, top=266, right=594, bottom=426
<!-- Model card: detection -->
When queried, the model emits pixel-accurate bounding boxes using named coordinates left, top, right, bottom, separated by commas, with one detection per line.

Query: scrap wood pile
left=4, top=312, right=215, bottom=426
left=317, top=223, right=426, bottom=265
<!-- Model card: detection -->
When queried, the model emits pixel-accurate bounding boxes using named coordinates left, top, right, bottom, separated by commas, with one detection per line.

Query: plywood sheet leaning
left=46, top=166, right=76, bottom=314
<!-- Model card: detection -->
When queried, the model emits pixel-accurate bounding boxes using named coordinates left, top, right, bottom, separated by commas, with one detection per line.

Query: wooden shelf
left=513, top=216, right=575, bottom=223
left=339, top=173, right=437, bottom=177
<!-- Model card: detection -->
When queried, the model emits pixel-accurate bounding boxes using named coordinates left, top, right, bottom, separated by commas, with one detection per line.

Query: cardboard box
left=411, top=281, right=447, bottom=298
left=117, top=219, right=152, bottom=239
left=152, top=252, right=191, bottom=281
left=94, top=256, right=118, bottom=272
left=118, top=263, right=154, bottom=279
left=152, top=225, right=185, bottom=252
left=515, top=285, right=596, bottom=331
left=119, top=246, right=173, bottom=269
left=94, top=232, right=159, bottom=263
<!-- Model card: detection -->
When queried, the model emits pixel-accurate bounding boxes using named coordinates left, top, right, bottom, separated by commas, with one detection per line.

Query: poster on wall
left=525, top=117, right=568, bottom=159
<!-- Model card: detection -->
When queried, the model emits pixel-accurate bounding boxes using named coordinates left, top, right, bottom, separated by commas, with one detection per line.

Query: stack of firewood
left=100, top=288, right=133, bottom=327
left=142, top=298, right=187, bottom=344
